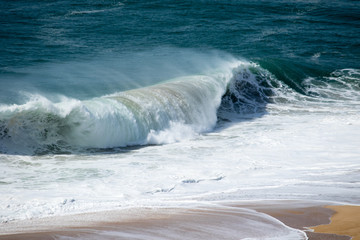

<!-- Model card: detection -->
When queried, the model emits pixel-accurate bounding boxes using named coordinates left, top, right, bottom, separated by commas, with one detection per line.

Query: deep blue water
left=0, top=0, right=360, bottom=154
left=1, top=0, right=359, bottom=102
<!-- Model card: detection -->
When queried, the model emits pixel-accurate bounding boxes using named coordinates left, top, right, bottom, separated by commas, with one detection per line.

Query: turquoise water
left=1, top=0, right=359, bottom=101
left=1, top=0, right=359, bottom=153
left=0, top=1, right=360, bottom=238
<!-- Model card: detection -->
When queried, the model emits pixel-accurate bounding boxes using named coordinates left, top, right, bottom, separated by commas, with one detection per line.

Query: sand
left=0, top=201, right=358, bottom=240
left=311, top=205, right=360, bottom=240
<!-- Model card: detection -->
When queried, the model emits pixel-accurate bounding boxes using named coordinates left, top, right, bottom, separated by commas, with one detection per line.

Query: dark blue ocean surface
left=1, top=0, right=360, bottom=154
left=1, top=0, right=359, bottom=103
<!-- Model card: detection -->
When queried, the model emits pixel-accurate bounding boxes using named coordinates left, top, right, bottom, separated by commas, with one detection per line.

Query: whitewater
left=1, top=0, right=360, bottom=238
left=1, top=56, right=359, bottom=225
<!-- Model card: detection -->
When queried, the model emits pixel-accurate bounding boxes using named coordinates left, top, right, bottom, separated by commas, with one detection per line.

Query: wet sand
left=0, top=201, right=357, bottom=240
left=250, top=202, right=353, bottom=240
left=310, top=205, right=360, bottom=240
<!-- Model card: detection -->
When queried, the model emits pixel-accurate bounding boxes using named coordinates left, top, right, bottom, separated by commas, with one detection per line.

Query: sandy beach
left=1, top=201, right=358, bottom=240
left=310, top=205, right=360, bottom=240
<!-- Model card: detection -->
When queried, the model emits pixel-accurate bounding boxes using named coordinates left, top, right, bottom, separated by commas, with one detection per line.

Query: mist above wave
left=0, top=57, right=237, bottom=154
left=1, top=51, right=359, bottom=155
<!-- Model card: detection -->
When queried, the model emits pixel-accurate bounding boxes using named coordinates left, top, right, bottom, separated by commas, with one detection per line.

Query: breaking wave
left=0, top=59, right=359, bottom=155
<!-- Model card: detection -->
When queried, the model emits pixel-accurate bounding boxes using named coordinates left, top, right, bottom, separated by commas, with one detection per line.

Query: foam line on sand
left=0, top=200, right=359, bottom=240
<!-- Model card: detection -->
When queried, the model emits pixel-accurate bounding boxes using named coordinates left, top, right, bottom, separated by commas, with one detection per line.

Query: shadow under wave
left=216, top=62, right=279, bottom=127
left=0, top=62, right=280, bottom=156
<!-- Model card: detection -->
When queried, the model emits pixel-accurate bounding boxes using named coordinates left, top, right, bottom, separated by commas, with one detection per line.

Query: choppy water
left=1, top=1, right=360, bottom=239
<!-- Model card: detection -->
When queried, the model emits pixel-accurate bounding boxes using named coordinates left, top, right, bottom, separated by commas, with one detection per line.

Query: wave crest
left=2, top=60, right=358, bottom=155
left=0, top=64, right=235, bottom=154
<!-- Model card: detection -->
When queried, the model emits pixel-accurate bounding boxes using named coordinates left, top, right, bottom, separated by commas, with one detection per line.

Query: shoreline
left=310, top=205, right=360, bottom=240
left=0, top=200, right=358, bottom=240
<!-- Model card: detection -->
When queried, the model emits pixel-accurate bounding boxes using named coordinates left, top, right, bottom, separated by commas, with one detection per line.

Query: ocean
left=1, top=0, right=359, bottom=239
